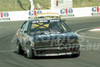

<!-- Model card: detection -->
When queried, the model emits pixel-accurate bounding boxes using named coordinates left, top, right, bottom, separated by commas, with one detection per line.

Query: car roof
left=36, top=13, right=60, bottom=17
left=36, top=13, right=60, bottom=16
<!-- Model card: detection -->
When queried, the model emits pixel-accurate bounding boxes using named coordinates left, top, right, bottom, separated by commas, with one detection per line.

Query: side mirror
left=20, top=29, right=24, bottom=32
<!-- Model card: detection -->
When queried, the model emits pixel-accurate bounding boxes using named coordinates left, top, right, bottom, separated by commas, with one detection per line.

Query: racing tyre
left=26, top=46, right=35, bottom=59
left=16, top=42, right=24, bottom=54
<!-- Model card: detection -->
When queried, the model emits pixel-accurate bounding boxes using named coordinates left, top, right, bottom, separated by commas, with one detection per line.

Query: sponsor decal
left=60, top=8, right=74, bottom=17
left=91, top=7, right=100, bottom=16
left=0, top=12, right=10, bottom=20
left=29, top=10, right=42, bottom=19
left=32, top=20, right=48, bottom=23
left=32, top=19, right=60, bottom=23
left=37, top=10, right=42, bottom=14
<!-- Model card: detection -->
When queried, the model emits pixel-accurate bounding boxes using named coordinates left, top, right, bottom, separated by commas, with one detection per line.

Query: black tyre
left=26, top=46, right=35, bottom=59
left=16, top=41, right=24, bottom=54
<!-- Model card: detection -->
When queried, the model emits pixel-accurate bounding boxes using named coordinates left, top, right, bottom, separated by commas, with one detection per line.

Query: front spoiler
left=34, top=51, right=79, bottom=56
left=32, top=47, right=80, bottom=56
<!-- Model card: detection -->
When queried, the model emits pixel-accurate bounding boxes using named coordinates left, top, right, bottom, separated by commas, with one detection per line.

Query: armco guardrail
left=0, top=7, right=100, bottom=21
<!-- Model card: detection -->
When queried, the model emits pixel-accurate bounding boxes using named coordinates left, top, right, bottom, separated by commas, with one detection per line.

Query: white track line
left=75, top=27, right=100, bottom=39
left=89, top=29, right=100, bottom=31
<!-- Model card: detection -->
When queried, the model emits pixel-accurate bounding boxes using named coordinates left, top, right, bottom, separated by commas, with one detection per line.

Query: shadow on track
left=13, top=51, right=78, bottom=60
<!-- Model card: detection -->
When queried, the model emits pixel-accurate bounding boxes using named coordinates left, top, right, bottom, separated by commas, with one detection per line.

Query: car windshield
left=29, top=20, right=70, bottom=33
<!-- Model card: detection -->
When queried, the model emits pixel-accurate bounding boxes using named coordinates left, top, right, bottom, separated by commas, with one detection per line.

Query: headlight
left=34, top=42, right=38, bottom=47
left=76, top=39, right=79, bottom=44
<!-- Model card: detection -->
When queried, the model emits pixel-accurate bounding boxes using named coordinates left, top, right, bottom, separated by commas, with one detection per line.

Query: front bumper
left=33, top=47, right=80, bottom=56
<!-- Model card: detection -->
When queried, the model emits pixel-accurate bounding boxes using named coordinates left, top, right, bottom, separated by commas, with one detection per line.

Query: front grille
left=36, top=49, right=67, bottom=54
left=36, top=48, right=79, bottom=54
left=35, top=39, right=79, bottom=48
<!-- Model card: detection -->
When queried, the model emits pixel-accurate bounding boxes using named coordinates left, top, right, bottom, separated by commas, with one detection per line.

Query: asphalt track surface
left=0, top=16, right=100, bottom=67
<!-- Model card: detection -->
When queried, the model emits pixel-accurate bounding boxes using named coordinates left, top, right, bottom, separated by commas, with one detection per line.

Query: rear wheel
left=16, top=41, right=24, bottom=54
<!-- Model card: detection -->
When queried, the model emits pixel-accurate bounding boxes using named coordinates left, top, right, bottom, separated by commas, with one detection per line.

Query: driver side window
left=21, top=21, right=29, bottom=33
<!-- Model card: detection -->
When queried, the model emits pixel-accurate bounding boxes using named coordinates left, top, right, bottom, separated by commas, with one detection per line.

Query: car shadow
left=13, top=51, right=76, bottom=60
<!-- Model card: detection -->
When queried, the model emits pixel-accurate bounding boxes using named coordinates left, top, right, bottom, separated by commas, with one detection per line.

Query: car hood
left=33, top=32, right=78, bottom=42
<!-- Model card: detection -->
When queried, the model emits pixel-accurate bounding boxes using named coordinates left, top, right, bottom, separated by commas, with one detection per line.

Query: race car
left=16, top=18, right=80, bottom=59
left=35, top=13, right=61, bottom=19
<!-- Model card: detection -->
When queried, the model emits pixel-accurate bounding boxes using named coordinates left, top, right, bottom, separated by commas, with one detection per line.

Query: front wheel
left=16, top=42, right=24, bottom=54
left=26, top=46, right=35, bottom=59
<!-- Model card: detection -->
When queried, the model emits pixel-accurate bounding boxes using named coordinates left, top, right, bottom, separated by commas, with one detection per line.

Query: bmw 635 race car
left=16, top=18, right=80, bottom=59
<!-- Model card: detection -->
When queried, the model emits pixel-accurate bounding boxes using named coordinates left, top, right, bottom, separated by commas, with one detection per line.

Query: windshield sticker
left=32, top=20, right=48, bottom=23
left=50, top=20, right=60, bottom=22
left=32, top=20, right=60, bottom=24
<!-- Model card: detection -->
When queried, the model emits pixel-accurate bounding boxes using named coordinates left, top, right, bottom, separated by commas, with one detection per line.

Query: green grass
left=73, top=0, right=100, bottom=8
left=33, top=0, right=51, bottom=9
left=0, top=0, right=100, bottom=11
left=0, top=0, right=50, bottom=11
left=0, top=0, right=30, bottom=11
